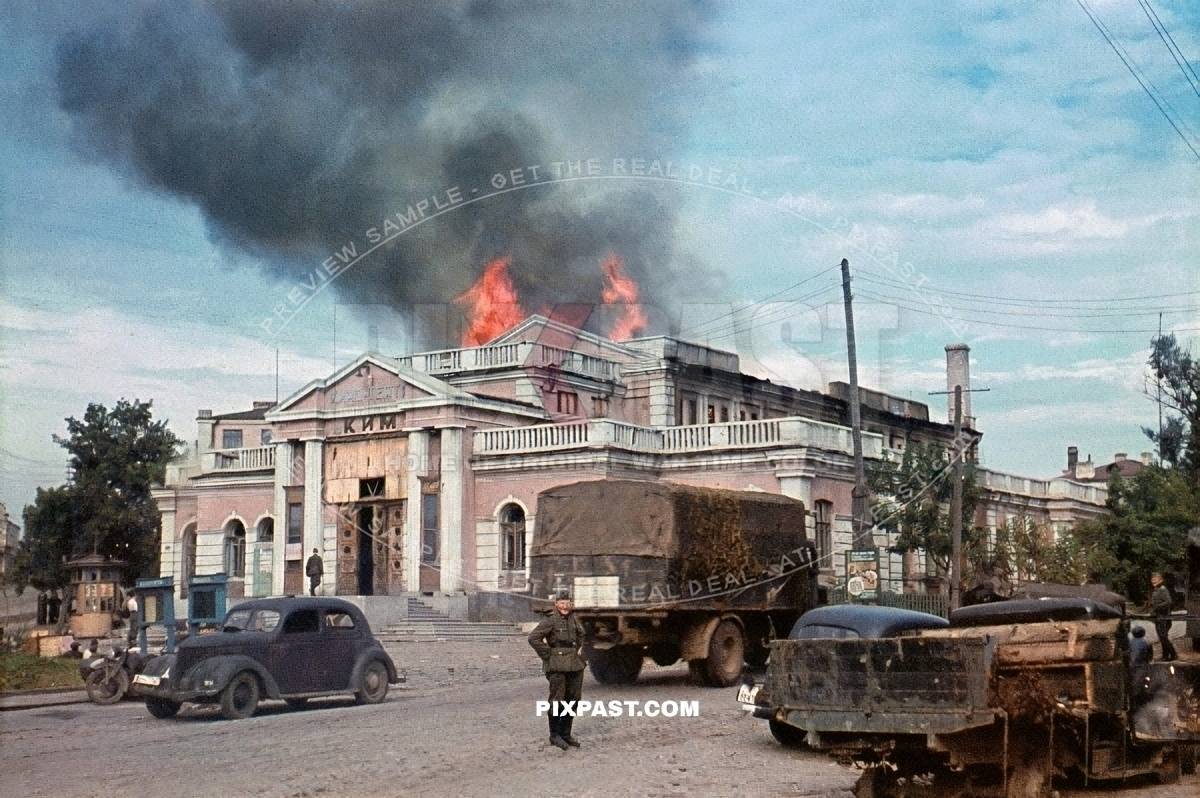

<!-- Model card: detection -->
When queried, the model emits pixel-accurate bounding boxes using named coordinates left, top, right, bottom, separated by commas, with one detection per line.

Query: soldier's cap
left=554, top=590, right=572, bottom=601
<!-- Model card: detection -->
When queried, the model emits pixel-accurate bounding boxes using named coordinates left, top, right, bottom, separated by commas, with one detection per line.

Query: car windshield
left=222, top=608, right=281, bottom=632
left=793, top=624, right=860, bottom=640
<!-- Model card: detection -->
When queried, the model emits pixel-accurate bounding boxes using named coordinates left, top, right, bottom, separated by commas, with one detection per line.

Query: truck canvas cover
left=529, top=480, right=813, bottom=608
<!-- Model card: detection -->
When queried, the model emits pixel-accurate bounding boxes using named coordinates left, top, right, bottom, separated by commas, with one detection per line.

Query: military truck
left=756, top=597, right=1200, bottom=797
left=528, top=480, right=818, bottom=687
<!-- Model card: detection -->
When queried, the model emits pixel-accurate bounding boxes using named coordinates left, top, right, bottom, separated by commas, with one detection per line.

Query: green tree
left=1000, top=515, right=1091, bottom=586
left=9, top=399, right=180, bottom=593
left=868, top=441, right=981, bottom=582
left=1143, top=333, right=1199, bottom=480
left=1073, top=467, right=1199, bottom=604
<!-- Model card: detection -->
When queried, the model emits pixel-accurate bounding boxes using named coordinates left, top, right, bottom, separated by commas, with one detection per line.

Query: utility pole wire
left=1137, top=0, right=1200, bottom=99
left=1075, top=0, right=1200, bottom=161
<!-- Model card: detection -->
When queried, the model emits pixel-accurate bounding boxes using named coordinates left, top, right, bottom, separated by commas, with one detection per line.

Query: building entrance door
left=357, top=506, right=375, bottom=596
left=419, top=493, right=439, bottom=593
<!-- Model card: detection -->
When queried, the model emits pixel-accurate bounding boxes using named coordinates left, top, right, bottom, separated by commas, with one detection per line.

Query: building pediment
left=270, top=353, right=469, bottom=417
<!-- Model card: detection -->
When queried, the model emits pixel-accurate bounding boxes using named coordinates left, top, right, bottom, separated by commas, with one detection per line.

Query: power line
left=855, top=289, right=1200, bottom=335
left=1075, top=0, right=1200, bottom=161
left=854, top=286, right=1196, bottom=319
left=1137, top=0, right=1200, bottom=100
left=678, top=264, right=841, bottom=340
left=856, top=269, right=1200, bottom=306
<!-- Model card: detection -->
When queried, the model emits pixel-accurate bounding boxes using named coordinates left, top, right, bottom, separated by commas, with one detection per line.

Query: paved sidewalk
left=0, top=688, right=90, bottom=711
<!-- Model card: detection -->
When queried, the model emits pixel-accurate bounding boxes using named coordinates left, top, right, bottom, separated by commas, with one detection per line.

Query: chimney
left=1114, top=452, right=1127, bottom=462
left=944, top=343, right=972, bottom=425
left=1067, top=446, right=1079, bottom=474
left=1141, top=451, right=1153, bottom=465
left=196, top=410, right=215, bottom=454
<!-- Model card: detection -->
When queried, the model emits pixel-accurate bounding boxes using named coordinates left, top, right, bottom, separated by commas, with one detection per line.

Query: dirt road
left=2, top=639, right=1196, bottom=797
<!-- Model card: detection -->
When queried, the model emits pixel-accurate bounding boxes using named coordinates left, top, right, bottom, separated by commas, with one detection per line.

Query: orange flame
left=600, top=252, right=647, bottom=340
left=456, top=256, right=525, bottom=345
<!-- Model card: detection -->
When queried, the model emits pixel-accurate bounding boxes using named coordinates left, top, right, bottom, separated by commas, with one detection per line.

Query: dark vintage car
left=737, top=604, right=948, bottom=746
left=130, top=597, right=399, bottom=720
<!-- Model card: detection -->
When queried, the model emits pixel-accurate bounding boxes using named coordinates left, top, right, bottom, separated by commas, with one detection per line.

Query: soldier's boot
left=561, top=716, right=580, bottom=747
left=548, top=715, right=569, bottom=750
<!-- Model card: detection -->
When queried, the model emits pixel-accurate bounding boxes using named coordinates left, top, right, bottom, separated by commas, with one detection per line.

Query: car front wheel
left=355, top=660, right=389, bottom=705
left=220, top=672, right=260, bottom=720
left=145, top=697, right=181, bottom=719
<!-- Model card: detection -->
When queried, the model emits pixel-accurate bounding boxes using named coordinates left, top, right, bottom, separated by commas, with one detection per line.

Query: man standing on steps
left=528, top=590, right=586, bottom=750
left=306, top=548, right=323, bottom=596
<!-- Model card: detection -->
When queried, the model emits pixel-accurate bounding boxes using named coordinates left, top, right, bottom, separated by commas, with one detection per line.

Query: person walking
left=305, top=548, right=324, bottom=596
left=528, top=590, right=586, bottom=750
left=125, top=590, right=139, bottom=646
left=1150, top=572, right=1177, bottom=662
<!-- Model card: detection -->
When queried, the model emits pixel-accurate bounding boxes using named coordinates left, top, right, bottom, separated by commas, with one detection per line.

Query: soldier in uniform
left=528, top=590, right=586, bottom=750
left=1150, top=571, right=1177, bottom=661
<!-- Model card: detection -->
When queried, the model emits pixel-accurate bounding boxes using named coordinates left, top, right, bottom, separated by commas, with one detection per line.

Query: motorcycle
left=80, top=646, right=147, bottom=705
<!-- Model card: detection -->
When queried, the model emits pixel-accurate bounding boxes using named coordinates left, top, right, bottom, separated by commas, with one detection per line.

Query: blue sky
left=1, top=1, right=1197, bottom=517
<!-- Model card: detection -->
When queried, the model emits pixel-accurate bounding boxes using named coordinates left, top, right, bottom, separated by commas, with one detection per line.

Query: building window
left=359, top=477, right=385, bottom=499
left=221, top=428, right=243, bottom=449
left=257, top=517, right=274, bottom=544
left=592, top=396, right=609, bottom=417
left=686, top=399, right=697, bottom=425
left=225, top=520, right=246, bottom=578
left=260, top=429, right=273, bottom=445
left=287, top=503, right=303, bottom=545
left=500, top=504, right=526, bottom=571
left=814, top=500, right=833, bottom=564
left=707, top=404, right=716, bottom=423
left=720, top=405, right=730, bottom=423
left=556, top=391, right=578, bottom=415
left=421, top=493, right=439, bottom=564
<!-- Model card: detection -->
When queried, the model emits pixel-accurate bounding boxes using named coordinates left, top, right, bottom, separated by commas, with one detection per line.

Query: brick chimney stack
left=1067, top=446, right=1079, bottom=475
left=944, top=343, right=972, bottom=426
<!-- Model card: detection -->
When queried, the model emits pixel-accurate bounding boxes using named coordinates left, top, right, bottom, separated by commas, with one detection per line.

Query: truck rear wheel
left=588, top=645, right=643, bottom=684
left=697, top=619, right=745, bottom=687
left=769, top=718, right=806, bottom=748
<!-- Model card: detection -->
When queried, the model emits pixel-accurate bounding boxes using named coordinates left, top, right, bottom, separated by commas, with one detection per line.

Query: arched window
left=225, top=519, right=246, bottom=578
left=814, top=500, right=833, bottom=565
left=500, top=504, right=526, bottom=571
left=257, top=517, right=274, bottom=544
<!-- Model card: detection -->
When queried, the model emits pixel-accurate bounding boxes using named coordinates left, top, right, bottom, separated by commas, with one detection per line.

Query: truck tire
left=700, top=619, right=745, bottom=687
left=588, top=645, right=643, bottom=684
left=145, top=697, right=181, bottom=719
left=219, top=671, right=260, bottom=720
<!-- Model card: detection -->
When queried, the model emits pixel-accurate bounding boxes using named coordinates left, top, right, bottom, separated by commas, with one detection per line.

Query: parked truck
left=757, top=596, right=1200, bottom=797
left=528, top=479, right=818, bottom=687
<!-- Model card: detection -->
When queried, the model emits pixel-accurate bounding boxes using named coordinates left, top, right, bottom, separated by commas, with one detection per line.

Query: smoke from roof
left=53, top=1, right=721, bottom=343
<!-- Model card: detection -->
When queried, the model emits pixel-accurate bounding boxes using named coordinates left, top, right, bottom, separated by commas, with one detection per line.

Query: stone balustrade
left=204, top=445, right=276, bottom=472
left=473, top=416, right=884, bottom=458
left=397, top=341, right=621, bottom=381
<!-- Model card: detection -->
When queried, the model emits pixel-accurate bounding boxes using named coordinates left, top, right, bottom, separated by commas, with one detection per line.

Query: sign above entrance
left=335, top=413, right=399, bottom=436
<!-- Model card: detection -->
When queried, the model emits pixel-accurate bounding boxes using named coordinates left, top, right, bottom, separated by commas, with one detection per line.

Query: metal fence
left=826, top=587, right=950, bottom=619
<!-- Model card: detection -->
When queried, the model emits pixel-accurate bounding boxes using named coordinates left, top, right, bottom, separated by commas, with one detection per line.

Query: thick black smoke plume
left=53, top=1, right=719, bottom=343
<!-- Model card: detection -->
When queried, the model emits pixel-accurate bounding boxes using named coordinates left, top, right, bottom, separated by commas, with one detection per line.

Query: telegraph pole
left=929, top=384, right=989, bottom=611
left=840, top=258, right=872, bottom=550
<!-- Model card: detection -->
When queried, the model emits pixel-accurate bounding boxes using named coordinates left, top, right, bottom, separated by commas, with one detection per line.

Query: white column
left=271, top=441, right=292, bottom=596
left=158, top=503, right=177, bottom=582
left=439, top=428, right=464, bottom=593
left=405, top=431, right=429, bottom=592
left=303, top=439, right=324, bottom=592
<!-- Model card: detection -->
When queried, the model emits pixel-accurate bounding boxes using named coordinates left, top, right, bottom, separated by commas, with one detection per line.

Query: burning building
left=152, top=317, right=1109, bottom=622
